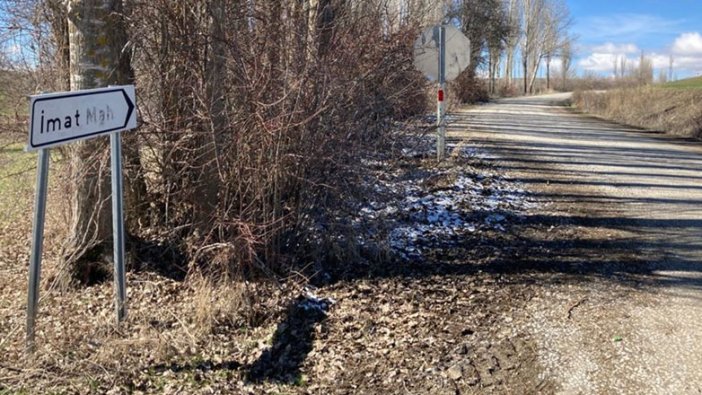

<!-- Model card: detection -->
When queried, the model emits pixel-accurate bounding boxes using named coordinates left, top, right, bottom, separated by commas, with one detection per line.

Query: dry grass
left=573, top=87, right=702, bottom=138
left=0, top=269, right=291, bottom=393
left=0, top=140, right=290, bottom=392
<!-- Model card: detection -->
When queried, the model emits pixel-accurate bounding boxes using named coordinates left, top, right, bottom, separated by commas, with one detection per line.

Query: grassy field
left=661, top=76, right=702, bottom=89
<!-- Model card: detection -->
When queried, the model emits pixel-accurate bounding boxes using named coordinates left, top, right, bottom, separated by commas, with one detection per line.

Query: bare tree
left=521, top=0, right=570, bottom=94
left=521, top=0, right=541, bottom=94
left=503, top=0, right=521, bottom=90
left=638, top=50, right=653, bottom=85
left=542, top=0, right=570, bottom=90
left=560, top=37, right=573, bottom=90
left=487, top=33, right=503, bottom=94
left=458, top=0, right=494, bottom=69
left=453, top=0, right=509, bottom=97
left=485, top=3, right=509, bottom=94
left=657, top=68, right=668, bottom=84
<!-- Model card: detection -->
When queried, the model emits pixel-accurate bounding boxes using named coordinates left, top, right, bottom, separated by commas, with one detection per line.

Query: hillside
left=662, top=76, right=702, bottom=89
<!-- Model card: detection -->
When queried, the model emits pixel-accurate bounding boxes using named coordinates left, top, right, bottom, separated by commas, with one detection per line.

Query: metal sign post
left=25, top=85, right=137, bottom=352
left=110, top=131, right=127, bottom=322
left=26, top=148, right=50, bottom=353
left=437, top=25, right=447, bottom=161
left=413, top=25, right=471, bottom=161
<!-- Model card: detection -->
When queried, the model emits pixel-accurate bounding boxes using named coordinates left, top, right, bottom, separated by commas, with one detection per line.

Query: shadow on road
left=445, top=96, right=702, bottom=294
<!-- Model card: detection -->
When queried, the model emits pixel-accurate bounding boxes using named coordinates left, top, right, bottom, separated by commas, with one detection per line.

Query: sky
left=568, top=0, right=702, bottom=79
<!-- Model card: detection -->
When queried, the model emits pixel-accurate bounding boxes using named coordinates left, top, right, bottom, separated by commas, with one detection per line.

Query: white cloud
left=591, top=43, right=640, bottom=55
left=670, top=55, right=702, bottom=75
left=549, top=57, right=564, bottom=73
left=578, top=42, right=643, bottom=73
left=579, top=32, right=702, bottom=77
left=650, top=54, right=672, bottom=70
left=579, top=51, right=674, bottom=75
left=672, top=32, right=702, bottom=56
left=579, top=53, right=619, bottom=73
left=670, top=32, right=702, bottom=75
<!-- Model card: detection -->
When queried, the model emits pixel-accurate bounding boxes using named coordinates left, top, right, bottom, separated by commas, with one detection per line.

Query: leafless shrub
left=121, top=1, right=430, bottom=279
left=0, top=1, right=431, bottom=283
left=452, top=68, right=490, bottom=103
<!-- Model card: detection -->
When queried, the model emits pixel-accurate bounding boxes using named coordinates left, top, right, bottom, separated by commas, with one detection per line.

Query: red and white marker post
left=436, top=26, right=447, bottom=161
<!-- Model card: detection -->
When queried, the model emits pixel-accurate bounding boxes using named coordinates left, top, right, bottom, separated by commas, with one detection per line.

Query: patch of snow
left=349, top=138, right=536, bottom=261
left=302, top=132, right=537, bottom=264
left=299, top=288, right=335, bottom=313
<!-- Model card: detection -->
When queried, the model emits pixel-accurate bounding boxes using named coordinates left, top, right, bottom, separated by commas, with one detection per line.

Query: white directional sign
left=25, top=85, right=137, bottom=351
left=28, top=85, right=136, bottom=151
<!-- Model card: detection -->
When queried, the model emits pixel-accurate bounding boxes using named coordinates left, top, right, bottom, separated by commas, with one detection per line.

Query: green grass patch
left=0, top=142, right=36, bottom=225
left=0, top=388, right=30, bottom=395
left=0, top=88, right=7, bottom=116
left=0, top=143, right=34, bottom=189
left=660, top=76, right=702, bottom=89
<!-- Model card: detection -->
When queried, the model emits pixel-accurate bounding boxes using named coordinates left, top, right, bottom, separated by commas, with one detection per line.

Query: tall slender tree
left=62, top=0, right=134, bottom=283
left=542, top=0, right=571, bottom=91
left=521, top=0, right=544, bottom=94
left=560, top=38, right=573, bottom=90
left=504, top=0, right=521, bottom=89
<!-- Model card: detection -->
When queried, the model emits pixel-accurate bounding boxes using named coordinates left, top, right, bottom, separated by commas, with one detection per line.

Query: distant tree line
left=451, top=0, right=575, bottom=96
left=612, top=51, right=656, bottom=86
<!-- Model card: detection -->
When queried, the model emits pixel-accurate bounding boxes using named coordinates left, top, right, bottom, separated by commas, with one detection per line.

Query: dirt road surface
left=450, top=93, right=702, bottom=394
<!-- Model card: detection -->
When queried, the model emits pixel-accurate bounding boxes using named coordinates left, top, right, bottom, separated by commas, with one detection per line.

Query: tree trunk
left=505, top=0, right=519, bottom=89
left=190, top=0, right=227, bottom=237
left=528, top=55, right=541, bottom=93
left=63, top=0, right=137, bottom=285
left=523, top=57, right=528, bottom=94
left=493, top=49, right=501, bottom=94
left=546, top=54, right=551, bottom=90
left=505, top=49, right=514, bottom=87
left=306, top=0, right=321, bottom=65
left=119, top=0, right=149, bottom=236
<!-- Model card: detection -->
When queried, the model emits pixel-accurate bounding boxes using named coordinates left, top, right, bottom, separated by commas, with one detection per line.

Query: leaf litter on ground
left=0, top=120, right=546, bottom=394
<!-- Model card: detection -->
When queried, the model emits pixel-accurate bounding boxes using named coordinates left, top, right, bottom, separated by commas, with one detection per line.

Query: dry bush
left=573, top=87, right=702, bottom=138
left=498, top=82, right=520, bottom=97
left=121, top=1, right=429, bottom=279
left=0, top=1, right=67, bottom=139
left=452, top=68, right=489, bottom=104
left=191, top=276, right=251, bottom=336
left=0, top=1, right=430, bottom=283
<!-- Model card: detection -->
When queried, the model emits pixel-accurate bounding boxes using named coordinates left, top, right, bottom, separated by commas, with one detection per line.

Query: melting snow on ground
left=354, top=139, right=535, bottom=261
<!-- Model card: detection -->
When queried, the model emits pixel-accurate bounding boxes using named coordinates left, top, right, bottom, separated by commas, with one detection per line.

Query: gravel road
left=450, top=94, right=702, bottom=394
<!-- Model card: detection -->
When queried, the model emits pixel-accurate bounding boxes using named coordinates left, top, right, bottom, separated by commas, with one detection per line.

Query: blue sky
left=568, top=0, right=702, bottom=78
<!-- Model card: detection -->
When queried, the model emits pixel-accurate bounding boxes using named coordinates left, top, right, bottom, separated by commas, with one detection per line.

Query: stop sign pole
left=437, top=25, right=447, bottom=161
left=413, top=25, right=469, bottom=162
